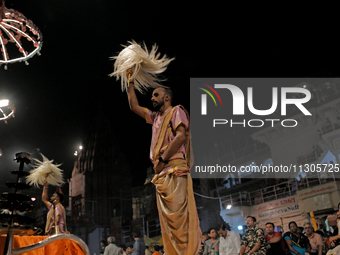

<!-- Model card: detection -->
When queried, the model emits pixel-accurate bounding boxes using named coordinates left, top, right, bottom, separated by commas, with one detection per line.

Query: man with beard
left=216, top=223, right=241, bottom=255
left=42, top=181, right=67, bottom=235
left=240, top=216, right=267, bottom=255
left=126, top=69, right=201, bottom=255
left=265, top=222, right=285, bottom=255
left=284, top=221, right=311, bottom=255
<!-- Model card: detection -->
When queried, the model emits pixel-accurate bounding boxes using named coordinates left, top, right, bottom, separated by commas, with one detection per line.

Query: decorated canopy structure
left=0, top=0, right=43, bottom=69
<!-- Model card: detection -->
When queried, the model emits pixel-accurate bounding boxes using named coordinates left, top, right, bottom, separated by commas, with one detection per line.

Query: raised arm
left=127, top=69, right=145, bottom=118
left=42, top=180, right=49, bottom=208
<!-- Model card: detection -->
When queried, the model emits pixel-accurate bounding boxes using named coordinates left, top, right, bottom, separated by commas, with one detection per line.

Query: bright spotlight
left=79, top=145, right=83, bottom=150
left=0, top=95, right=15, bottom=122
left=0, top=99, right=9, bottom=107
left=238, top=225, right=243, bottom=230
left=226, top=204, right=232, bottom=210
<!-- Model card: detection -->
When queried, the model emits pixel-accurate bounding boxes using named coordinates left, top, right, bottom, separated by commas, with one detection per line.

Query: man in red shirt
left=265, top=222, right=286, bottom=255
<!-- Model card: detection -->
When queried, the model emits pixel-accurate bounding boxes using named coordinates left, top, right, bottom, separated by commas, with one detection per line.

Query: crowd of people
left=198, top=212, right=340, bottom=255
left=96, top=197, right=340, bottom=255
left=99, top=231, right=166, bottom=255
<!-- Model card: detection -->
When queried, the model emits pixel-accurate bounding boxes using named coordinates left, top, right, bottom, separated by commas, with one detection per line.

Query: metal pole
left=11, top=234, right=90, bottom=255
left=146, top=221, right=149, bottom=237
left=120, top=189, right=123, bottom=244
left=142, top=216, right=145, bottom=241
left=3, top=226, right=14, bottom=255
left=310, top=212, right=318, bottom=231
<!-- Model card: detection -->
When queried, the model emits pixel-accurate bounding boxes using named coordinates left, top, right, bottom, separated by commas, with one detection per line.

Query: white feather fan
left=109, top=40, right=175, bottom=93
left=26, top=154, right=65, bottom=188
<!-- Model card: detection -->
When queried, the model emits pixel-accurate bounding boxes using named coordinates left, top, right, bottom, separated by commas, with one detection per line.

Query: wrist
left=128, top=80, right=134, bottom=88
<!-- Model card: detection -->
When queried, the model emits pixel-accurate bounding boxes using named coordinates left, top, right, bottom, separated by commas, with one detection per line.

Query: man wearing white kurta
left=217, top=223, right=241, bottom=255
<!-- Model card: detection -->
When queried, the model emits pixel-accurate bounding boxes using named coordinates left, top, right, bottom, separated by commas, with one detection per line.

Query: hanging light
left=0, top=94, right=15, bottom=123
left=0, top=99, right=9, bottom=107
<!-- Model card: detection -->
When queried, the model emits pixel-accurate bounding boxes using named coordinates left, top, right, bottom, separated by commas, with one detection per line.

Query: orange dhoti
left=152, top=172, right=201, bottom=255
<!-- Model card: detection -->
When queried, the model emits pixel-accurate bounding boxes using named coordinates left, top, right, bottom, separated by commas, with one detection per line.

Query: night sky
left=0, top=1, right=339, bottom=194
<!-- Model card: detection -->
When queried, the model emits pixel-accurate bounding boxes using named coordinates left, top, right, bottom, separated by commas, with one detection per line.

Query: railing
left=196, top=139, right=268, bottom=167
left=10, top=233, right=90, bottom=255
left=122, top=225, right=132, bottom=244
left=145, top=219, right=161, bottom=238
left=220, top=173, right=336, bottom=210
left=297, top=145, right=323, bottom=165
left=318, top=120, right=340, bottom=137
